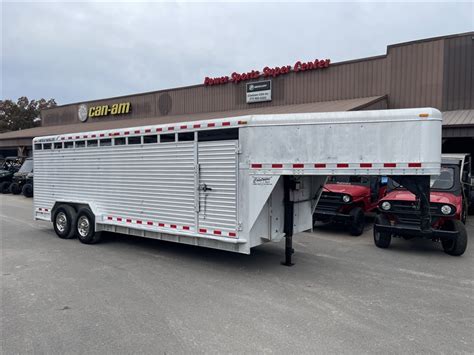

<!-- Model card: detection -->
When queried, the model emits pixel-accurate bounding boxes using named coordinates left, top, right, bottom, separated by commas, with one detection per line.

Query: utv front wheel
left=10, top=183, right=21, bottom=195
left=0, top=181, right=11, bottom=194
left=349, top=207, right=365, bottom=236
left=76, top=208, right=101, bottom=244
left=22, top=183, right=33, bottom=197
left=441, top=220, right=467, bottom=256
left=53, top=205, right=77, bottom=239
left=374, top=214, right=392, bottom=248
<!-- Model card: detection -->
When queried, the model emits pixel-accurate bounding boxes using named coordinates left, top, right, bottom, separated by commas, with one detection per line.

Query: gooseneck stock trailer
left=33, top=108, right=442, bottom=264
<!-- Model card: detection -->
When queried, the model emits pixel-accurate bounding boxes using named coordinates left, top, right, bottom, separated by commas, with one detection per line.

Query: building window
left=143, top=135, right=158, bottom=144
left=128, top=136, right=142, bottom=145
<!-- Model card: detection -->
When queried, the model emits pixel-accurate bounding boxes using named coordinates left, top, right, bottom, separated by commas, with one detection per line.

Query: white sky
left=1, top=1, right=473, bottom=104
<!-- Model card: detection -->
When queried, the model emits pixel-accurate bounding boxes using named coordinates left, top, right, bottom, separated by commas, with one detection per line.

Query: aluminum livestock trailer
left=33, top=108, right=442, bottom=264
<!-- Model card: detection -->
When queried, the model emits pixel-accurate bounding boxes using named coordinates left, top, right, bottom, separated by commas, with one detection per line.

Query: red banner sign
left=204, top=59, right=331, bottom=86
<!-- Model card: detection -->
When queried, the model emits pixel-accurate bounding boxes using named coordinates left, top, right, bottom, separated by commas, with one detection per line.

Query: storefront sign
left=246, top=80, right=271, bottom=104
left=204, top=58, right=330, bottom=86
left=77, top=102, right=132, bottom=122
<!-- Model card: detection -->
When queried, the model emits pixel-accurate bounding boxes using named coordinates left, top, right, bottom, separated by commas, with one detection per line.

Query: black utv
left=10, top=158, right=33, bottom=196
left=0, top=157, right=23, bottom=193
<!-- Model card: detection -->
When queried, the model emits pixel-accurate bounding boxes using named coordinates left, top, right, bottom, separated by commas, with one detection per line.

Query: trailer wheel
left=349, top=207, right=365, bottom=236
left=53, top=205, right=77, bottom=239
left=76, top=208, right=101, bottom=244
left=441, top=220, right=467, bottom=256
left=0, top=181, right=11, bottom=194
left=22, top=183, right=33, bottom=197
left=373, top=214, right=391, bottom=248
left=10, top=183, right=21, bottom=195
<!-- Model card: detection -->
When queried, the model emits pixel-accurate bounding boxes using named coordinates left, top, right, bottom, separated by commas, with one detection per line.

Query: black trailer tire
left=0, top=181, right=11, bottom=194
left=10, top=183, right=21, bottom=195
left=22, top=183, right=33, bottom=197
left=441, top=220, right=467, bottom=256
left=53, top=205, right=77, bottom=239
left=349, top=207, right=365, bottom=236
left=373, top=214, right=392, bottom=248
left=76, top=208, right=101, bottom=244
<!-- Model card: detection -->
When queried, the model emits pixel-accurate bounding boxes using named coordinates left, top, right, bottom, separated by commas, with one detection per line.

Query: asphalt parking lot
left=1, top=194, right=473, bottom=354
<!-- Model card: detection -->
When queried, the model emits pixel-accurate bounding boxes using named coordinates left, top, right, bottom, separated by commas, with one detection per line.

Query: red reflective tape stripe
left=207, top=123, right=216, bottom=127
left=337, top=163, right=349, bottom=168
left=168, top=127, right=174, bottom=131
left=408, top=163, right=422, bottom=168
left=45, top=209, right=49, bottom=212
left=293, top=163, right=304, bottom=168
left=156, top=128, right=162, bottom=132
left=83, top=135, right=88, bottom=139
left=183, top=226, right=190, bottom=230
left=147, top=221, right=153, bottom=225
left=199, top=228, right=207, bottom=233
left=134, top=130, right=140, bottom=134
left=251, top=163, right=262, bottom=169
left=213, top=230, right=222, bottom=235
left=158, top=223, right=165, bottom=227
left=75, top=136, right=80, bottom=139
left=384, top=163, right=397, bottom=168
left=126, top=219, right=132, bottom=223
left=107, top=216, right=113, bottom=220
left=124, top=131, right=130, bottom=135
left=117, top=217, right=122, bottom=222
left=222, top=122, right=230, bottom=126
left=193, top=124, right=201, bottom=128
left=136, top=220, right=142, bottom=224
left=170, top=224, right=177, bottom=229
left=272, top=163, right=283, bottom=168
left=228, top=232, right=236, bottom=237
left=360, top=163, right=372, bottom=168
left=145, top=129, right=151, bottom=133
left=100, top=134, right=105, bottom=137
left=180, top=125, right=187, bottom=129
left=314, top=163, right=326, bottom=168
left=91, top=134, right=96, bottom=138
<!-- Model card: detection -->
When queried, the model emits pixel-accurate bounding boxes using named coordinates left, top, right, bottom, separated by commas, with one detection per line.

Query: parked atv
left=0, top=157, right=23, bottom=194
left=313, top=176, right=388, bottom=236
left=374, top=154, right=471, bottom=256
left=10, top=158, right=33, bottom=195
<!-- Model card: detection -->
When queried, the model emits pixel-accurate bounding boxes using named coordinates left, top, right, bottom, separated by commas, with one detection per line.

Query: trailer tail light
left=134, top=130, right=140, bottom=134
left=117, top=217, right=122, bottom=222
left=136, top=220, right=142, bottom=224
left=126, top=219, right=132, bottom=223
left=384, top=163, right=397, bottom=168
left=124, top=131, right=130, bottom=135
left=272, top=163, right=283, bottom=168
left=145, top=129, right=151, bottom=133
left=360, top=163, right=372, bottom=168
left=251, top=163, right=262, bottom=169
left=337, top=163, right=349, bottom=168
left=314, top=163, right=326, bottom=168
left=408, top=163, right=422, bottom=168
left=293, top=163, right=304, bottom=168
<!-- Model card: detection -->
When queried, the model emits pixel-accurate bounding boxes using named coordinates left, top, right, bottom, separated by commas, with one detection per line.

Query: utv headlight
left=441, top=205, right=452, bottom=215
left=381, top=201, right=391, bottom=211
left=342, top=195, right=351, bottom=203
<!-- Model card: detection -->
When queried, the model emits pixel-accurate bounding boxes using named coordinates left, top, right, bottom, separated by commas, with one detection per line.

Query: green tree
left=0, top=97, right=57, bottom=133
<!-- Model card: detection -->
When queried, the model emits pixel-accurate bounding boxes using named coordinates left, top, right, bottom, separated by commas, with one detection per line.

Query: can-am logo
left=204, top=58, right=331, bottom=86
left=77, top=102, right=132, bottom=122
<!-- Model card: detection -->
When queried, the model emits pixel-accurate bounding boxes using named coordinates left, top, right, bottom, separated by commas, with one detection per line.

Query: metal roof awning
left=0, top=96, right=387, bottom=148
left=442, top=109, right=474, bottom=138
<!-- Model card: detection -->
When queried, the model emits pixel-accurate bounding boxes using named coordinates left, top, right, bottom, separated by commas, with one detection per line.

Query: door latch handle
left=200, top=183, right=212, bottom=192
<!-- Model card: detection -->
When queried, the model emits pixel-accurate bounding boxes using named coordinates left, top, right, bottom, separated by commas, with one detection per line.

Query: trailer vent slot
left=128, top=136, right=142, bottom=145
left=160, top=134, right=175, bottom=143
left=114, top=137, right=126, bottom=146
left=144, top=135, right=158, bottom=144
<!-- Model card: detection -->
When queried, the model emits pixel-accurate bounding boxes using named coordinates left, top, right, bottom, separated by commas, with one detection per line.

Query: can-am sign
left=204, top=58, right=331, bottom=86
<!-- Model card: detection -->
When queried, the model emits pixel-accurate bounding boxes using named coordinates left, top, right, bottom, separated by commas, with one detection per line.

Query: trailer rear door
left=197, top=140, right=239, bottom=235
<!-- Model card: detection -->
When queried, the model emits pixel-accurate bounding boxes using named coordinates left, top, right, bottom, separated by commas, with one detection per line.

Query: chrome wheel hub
left=56, top=212, right=67, bottom=233
left=77, top=216, right=90, bottom=237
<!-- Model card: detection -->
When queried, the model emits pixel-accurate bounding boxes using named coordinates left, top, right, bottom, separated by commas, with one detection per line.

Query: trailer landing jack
left=282, top=176, right=295, bottom=266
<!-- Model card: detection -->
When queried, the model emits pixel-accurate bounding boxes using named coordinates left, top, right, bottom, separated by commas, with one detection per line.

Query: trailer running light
left=168, top=127, right=174, bottom=131
left=147, top=221, right=153, bottom=225
left=213, top=230, right=222, bottom=235
left=441, top=205, right=452, bottom=215
left=159, top=223, right=165, bottom=227
left=156, top=128, right=162, bottom=132
left=183, top=226, right=190, bottom=230
left=381, top=201, right=391, bottom=211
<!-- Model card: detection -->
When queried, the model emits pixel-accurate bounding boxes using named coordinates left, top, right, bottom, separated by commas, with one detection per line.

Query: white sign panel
left=246, top=80, right=272, bottom=104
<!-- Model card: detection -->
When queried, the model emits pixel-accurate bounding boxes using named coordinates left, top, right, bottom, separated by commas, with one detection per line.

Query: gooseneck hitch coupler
left=391, top=175, right=431, bottom=232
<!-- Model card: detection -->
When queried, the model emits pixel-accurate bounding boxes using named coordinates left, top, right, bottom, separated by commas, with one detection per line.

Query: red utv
left=374, top=154, right=471, bottom=256
left=313, top=176, right=388, bottom=236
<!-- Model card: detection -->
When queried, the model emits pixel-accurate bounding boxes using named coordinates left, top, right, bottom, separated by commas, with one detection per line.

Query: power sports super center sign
left=203, top=58, right=331, bottom=86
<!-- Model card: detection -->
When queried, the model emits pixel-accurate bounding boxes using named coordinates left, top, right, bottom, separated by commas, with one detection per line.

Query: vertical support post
left=282, top=176, right=294, bottom=266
